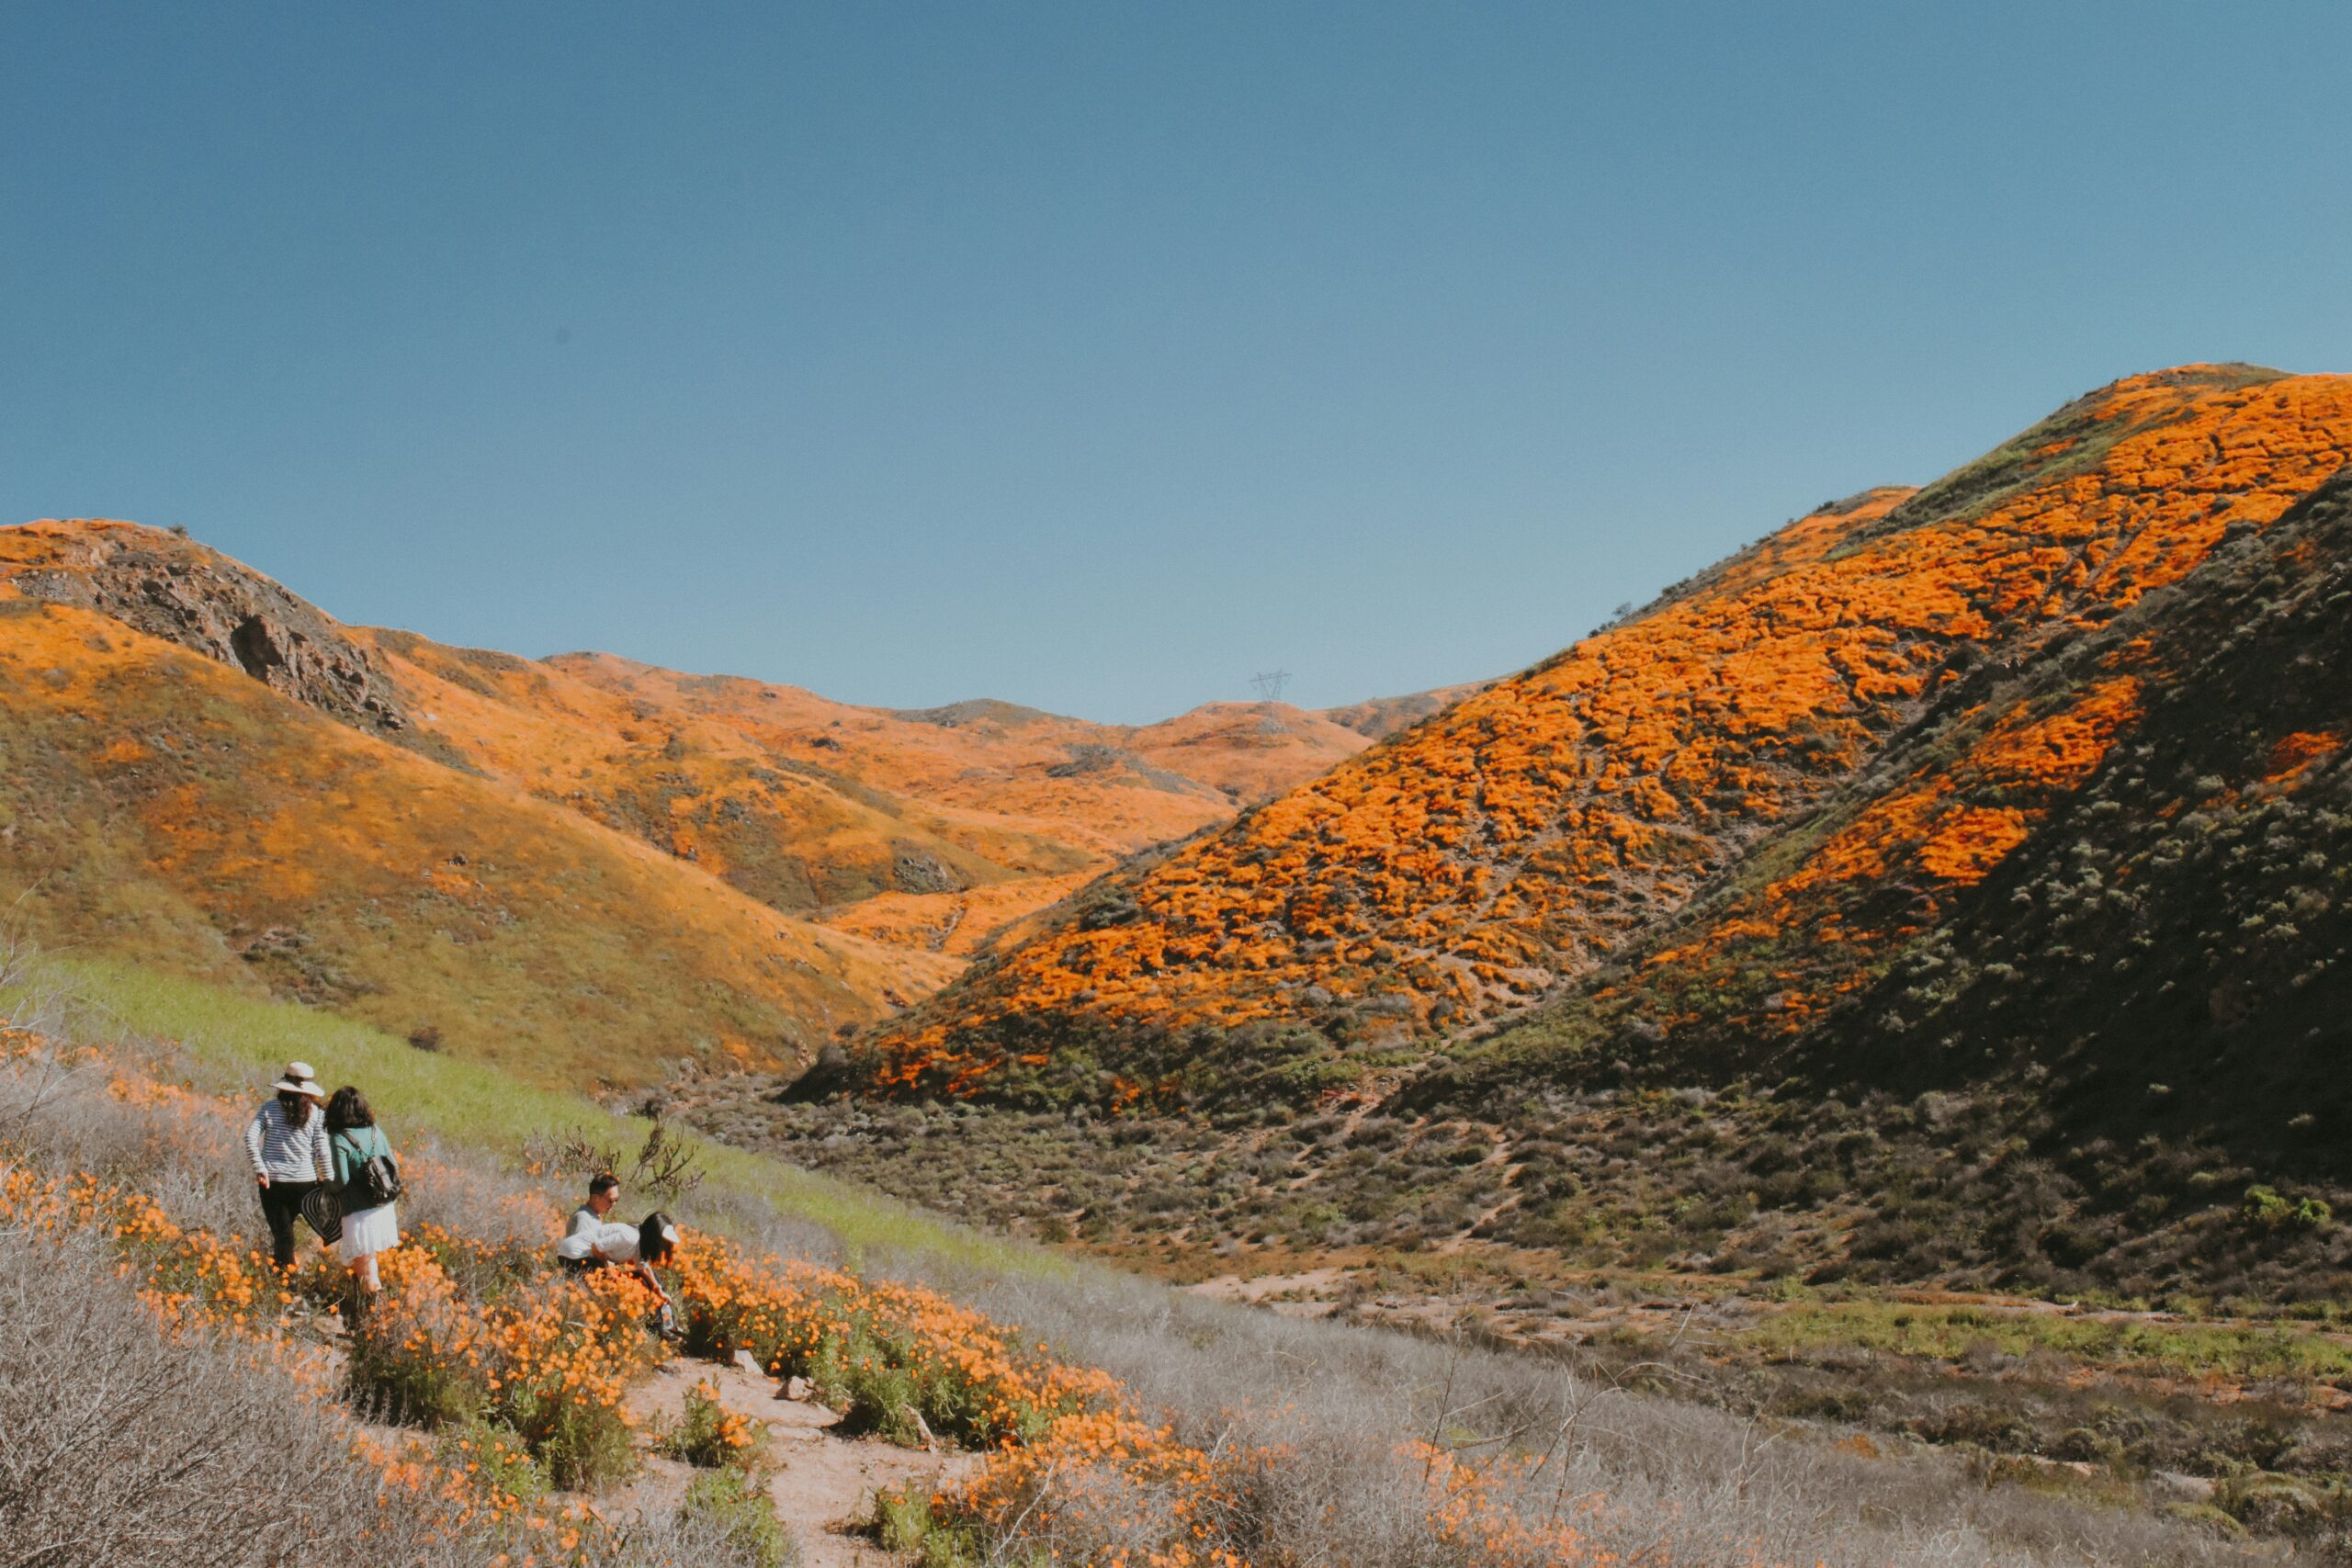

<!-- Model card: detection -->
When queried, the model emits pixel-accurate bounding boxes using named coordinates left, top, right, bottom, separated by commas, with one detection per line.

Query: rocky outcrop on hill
left=1, top=520, right=408, bottom=736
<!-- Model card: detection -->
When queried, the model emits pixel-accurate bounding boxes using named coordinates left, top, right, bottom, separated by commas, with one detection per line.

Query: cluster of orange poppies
left=356, top=1237, right=661, bottom=1488
left=949, top=1405, right=1261, bottom=1567
left=669, top=1231, right=1116, bottom=1447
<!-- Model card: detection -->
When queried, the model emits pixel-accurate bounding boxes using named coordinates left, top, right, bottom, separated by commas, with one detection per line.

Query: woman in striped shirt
left=243, top=1061, right=331, bottom=1269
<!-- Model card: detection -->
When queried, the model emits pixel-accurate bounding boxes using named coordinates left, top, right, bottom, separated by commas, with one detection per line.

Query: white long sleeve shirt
left=557, top=1221, right=644, bottom=1263
left=243, top=1100, right=332, bottom=1182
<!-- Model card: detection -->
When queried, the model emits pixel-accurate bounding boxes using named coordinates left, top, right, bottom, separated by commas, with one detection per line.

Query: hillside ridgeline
left=859, top=365, right=2352, bottom=1111
left=0, top=518, right=1460, bottom=1087
left=0, top=546, right=950, bottom=1087
left=690, top=365, right=2352, bottom=1308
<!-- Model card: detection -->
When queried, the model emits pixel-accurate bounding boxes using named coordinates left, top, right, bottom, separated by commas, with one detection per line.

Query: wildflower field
left=0, top=966, right=2294, bottom=1566
left=4, top=1020, right=1837, bottom=1568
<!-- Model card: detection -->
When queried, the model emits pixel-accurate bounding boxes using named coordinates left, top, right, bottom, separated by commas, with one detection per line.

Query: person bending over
left=556, top=1211, right=684, bottom=1338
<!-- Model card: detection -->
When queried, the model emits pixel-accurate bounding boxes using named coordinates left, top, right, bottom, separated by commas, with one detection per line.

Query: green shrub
left=502, top=1375, right=638, bottom=1492
left=679, top=1466, right=798, bottom=1568
left=2215, top=1472, right=2346, bottom=1535
left=655, top=1379, right=766, bottom=1470
left=2243, top=1185, right=2334, bottom=1234
left=345, top=1314, right=488, bottom=1428
left=820, top=1331, right=928, bottom=1448
left=872, top=1483, right=984, bottom=1567
left=435, top=1418, right=548, bottom=1508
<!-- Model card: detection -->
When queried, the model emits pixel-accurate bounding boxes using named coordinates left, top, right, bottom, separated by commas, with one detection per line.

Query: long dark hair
left=639, top=1212, right=678, bottom=1266
left=325, top=1086, right=375, bottom=1134
left=277, top=1090, right=315, bottom=1129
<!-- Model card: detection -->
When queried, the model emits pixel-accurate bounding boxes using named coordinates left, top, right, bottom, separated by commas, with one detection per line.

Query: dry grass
left=0, top=949, right=2290, bottom=1567
left=0, top=1225, right=799, bottom=1568
left=891, top=1257, right=2284, bottom=1567
left=0, top=1224, right=472, bottom=1568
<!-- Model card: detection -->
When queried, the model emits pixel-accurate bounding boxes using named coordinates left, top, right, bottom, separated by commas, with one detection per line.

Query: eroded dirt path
left=315, top=1317, right=975, bottom=1567
left=611, top=1349, right=978, bottom=1568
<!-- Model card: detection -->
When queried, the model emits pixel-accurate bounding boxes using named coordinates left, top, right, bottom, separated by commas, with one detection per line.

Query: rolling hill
left=858, top=365, right=2352, bottom=1116
left=0, top=565, right=948, bottom=1085
left=662, top=364, right=2352, bottom=1302
left=0, top=517, right=1459, bottom=1088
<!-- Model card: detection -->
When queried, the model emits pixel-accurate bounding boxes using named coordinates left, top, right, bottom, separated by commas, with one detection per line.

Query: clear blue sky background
left=6, top=4, right=2350, bottom=722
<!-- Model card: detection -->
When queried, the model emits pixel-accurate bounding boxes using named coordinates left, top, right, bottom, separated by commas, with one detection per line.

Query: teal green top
left=331, top=1123, right=391, bottom=1187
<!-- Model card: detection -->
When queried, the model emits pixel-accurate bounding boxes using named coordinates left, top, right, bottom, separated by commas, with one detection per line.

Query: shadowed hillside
left=1396, top=457, right=2352, bottom=1294
left=862, top=366, right=2352, bottom=1108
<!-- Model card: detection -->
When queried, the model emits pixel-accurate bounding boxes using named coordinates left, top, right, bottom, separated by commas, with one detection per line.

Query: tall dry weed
left=900, top=1258, right=2283, bottom=1567
left=0, top=1224, right=479, bottom=1568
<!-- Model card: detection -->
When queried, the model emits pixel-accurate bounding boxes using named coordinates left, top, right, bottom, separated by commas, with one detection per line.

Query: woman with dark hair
left=632, top=1211, right=683, bottom=1340
left=635, top=1212, right=680, bottom=1268
left=324, top=1086, right=401, bottom=1311
left=554, top=1208, right=683, bottom=1339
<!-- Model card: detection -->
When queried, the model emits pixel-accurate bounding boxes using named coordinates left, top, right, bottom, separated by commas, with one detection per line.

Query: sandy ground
left=1186, top=1265, right=1348, bottom=1317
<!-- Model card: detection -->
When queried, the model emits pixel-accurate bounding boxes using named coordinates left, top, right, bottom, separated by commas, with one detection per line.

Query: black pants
left=256, top=1179, right=320, bottom=1269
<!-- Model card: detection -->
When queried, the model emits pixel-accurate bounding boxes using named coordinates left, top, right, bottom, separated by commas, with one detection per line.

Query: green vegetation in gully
left=1749, top=1299, right=2352, bottom=1384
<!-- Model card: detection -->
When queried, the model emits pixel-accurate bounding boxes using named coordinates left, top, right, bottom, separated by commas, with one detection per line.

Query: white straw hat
left=271, top=1061, right=325, bottom=1100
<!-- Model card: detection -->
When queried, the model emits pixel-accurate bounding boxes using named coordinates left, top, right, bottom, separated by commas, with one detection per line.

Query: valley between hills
left=7, top=361, right=2352, bottom=1559
left=691, top=364, right=2352, bottom=1307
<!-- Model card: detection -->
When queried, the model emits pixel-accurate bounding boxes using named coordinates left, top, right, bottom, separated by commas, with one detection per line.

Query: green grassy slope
left=36, top=953, right=1039, bottom=1275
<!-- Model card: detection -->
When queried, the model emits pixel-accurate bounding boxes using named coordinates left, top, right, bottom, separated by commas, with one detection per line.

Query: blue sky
left=6, top=4, right=2350, bottom=722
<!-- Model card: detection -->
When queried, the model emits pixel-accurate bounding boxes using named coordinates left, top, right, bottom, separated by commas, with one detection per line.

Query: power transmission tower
left=1250, top=669, right=1292, bottom=704
left=1250, top=669, right=1292, bottom=736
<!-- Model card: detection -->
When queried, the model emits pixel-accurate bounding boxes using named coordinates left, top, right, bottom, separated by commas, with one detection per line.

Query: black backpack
left=339, top=1128, right=404, bottom=1210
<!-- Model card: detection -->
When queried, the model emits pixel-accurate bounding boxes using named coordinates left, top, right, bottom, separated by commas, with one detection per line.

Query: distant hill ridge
left=862, top=364, right=2352, bottom=1108
left=0, top=515, right=1467, bottom=1086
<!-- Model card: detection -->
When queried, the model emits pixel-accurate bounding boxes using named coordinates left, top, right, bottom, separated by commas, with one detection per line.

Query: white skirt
left=339, top=1201, right=400, bottom=1262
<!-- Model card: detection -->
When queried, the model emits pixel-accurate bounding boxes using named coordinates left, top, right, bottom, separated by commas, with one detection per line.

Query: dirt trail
left=611, top=1349, right=978, bottom=1568
left=316, top=1317, right=974, bottom=1565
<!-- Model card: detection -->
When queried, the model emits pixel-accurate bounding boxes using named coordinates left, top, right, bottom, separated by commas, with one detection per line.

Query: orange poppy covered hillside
left=0, top=513, right=1463, bottom=1086
left=0, top=516, right=1445, bottom=967
left=868, top=365, right=2352, bottom=1104
left=0, top=567, right=954, bottom=1086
